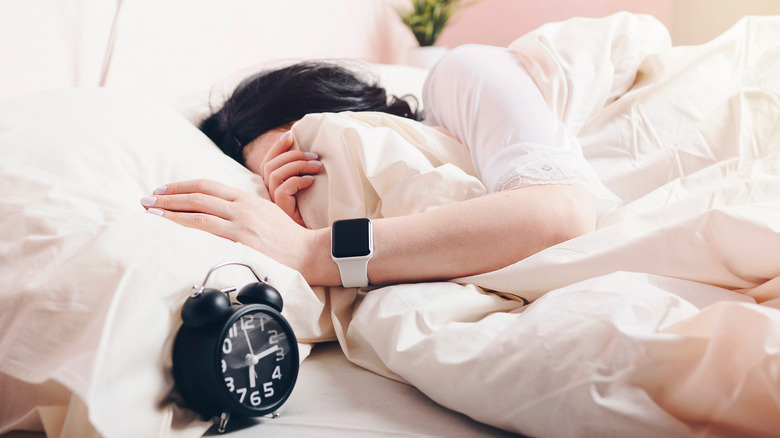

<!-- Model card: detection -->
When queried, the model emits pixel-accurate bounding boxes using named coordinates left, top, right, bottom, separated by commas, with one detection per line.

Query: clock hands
left=246, top=345, right=278, bottom=388
left=241, top=324, right=260, bottom=388
left=250, top=345, right=280, bottom=363
left=249, top=363, right=258, bottom=388
left=243, top=320, right=279, bottom=389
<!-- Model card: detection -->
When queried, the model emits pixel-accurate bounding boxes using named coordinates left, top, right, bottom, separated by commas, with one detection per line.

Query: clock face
left=218, top=307, right=298, bottom=414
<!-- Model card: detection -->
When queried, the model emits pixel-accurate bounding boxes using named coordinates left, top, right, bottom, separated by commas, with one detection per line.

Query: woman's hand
left=259, top=131, right=322, bottom=227
left=140, top=179, right=316, bottom=275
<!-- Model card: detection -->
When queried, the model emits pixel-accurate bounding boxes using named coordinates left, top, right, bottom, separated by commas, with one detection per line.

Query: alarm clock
left=172, top=262, right=299, bottom=433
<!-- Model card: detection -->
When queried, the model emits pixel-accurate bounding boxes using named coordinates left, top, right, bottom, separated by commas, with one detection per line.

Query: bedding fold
left=286, top=12, right=780, bottom=437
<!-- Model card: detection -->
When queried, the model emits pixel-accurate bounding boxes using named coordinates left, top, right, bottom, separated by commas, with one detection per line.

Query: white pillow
left=0, top=89, right=326, bottom=437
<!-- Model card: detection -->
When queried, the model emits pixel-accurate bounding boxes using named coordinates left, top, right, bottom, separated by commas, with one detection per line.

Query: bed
left=2, top=2, right=780, bottom=438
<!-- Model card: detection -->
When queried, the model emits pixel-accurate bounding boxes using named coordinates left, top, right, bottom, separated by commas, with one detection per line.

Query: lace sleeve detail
left=492, top=152, right=591, bottom=191
left=486, top=149, right=623, bottom=216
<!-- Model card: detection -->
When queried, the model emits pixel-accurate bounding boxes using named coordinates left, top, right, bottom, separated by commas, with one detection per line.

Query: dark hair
left=199, top=61, right=422, bottom=165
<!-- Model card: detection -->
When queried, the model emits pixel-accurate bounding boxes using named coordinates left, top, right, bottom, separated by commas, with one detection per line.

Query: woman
left=141, top=45, right=618, bottom=287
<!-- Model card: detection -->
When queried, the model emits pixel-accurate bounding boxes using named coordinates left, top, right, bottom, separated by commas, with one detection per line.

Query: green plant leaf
left=399, top=0, right=481, bottom=46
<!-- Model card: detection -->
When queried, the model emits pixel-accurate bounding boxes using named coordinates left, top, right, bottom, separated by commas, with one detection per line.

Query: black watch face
left=218, top=307, right=298, bottom=414
left=332, top=218, right=371, bottom=258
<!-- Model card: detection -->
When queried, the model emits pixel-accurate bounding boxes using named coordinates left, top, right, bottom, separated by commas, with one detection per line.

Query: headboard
left=0, top=0, right=417, bottom=101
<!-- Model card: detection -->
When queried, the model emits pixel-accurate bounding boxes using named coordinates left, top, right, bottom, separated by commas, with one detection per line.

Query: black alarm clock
left=172, top=262, right=299, bottom=433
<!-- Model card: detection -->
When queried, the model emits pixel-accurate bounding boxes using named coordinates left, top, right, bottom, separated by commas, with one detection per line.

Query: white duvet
left=1, top=12, right=780, bottom=438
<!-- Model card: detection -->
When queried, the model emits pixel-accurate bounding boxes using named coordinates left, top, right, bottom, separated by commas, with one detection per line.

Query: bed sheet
left=2, top=343, right=516, bottom=438
left=216, top=342, right=518, bottom=437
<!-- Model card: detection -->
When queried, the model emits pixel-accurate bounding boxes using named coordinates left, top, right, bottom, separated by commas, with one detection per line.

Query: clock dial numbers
left=240, top=314, right=255, bottom=330
left=219, top=309, right=296, bottom=410
left=224, top=376, right=235, bottom=392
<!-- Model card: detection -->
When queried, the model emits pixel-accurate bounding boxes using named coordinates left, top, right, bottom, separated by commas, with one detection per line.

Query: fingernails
left=308, top=160, right=322, bottom=166
left=140, top=196, right=157, bottom=207
left=153, top=186, right=167, bottom=195
left=304, top=152, right=319, bottom=159
left=280, top=131, right=292, bottom=141
left=302, top=175, right=315, bottom=180
left=147, top=208, right=164, bottom=216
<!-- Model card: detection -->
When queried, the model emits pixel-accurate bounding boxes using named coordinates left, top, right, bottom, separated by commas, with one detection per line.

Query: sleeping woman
left=140, top=44, right=620, bottom=287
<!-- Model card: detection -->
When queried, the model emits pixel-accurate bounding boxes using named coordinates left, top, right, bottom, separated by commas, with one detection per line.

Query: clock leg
left=217, top=411, right=230, bottom=433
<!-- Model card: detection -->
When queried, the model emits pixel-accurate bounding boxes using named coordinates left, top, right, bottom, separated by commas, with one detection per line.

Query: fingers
left=140, top=179, right=263, bottom=241
left=259, top=131, right=322, bottom=200
left=260, top=131, right=296, bottom=178
left=264, top=150, right=321, bottom=182
left=140, top=179, right=243, bottom=221
left=140, top=178, right=316, bottom=271
left=274, top=175, right=315, bottom=226
left=265, top=158, right=322, bottom=201
left=276, top=175, right=316, bottom=199
left=147, top=207, right=237, bottom=240
left=157, top=179, right=242, bottom=201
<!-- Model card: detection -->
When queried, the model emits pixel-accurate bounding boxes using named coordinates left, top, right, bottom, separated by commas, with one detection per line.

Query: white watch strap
left=334, top=256, right=370, bottom=288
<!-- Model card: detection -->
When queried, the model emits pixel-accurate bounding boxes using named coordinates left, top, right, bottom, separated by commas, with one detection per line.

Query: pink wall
left=436, top=0, right=674, bottom=48
left=433, top=0, right=780, bottom=48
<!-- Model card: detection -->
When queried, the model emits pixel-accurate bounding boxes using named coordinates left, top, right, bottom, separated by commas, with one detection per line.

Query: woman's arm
left=422, top=44, right=620, bottom=214
left=142, top=179, right=594, bottom=286
left=309, top=183, right=594, bottom=285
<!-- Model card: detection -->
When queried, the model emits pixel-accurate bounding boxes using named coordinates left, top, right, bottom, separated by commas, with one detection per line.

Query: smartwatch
left=331, top=218, right=373, bottom=287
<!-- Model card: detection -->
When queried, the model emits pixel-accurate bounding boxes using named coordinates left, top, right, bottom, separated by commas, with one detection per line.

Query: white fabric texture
left=3, top=11, right=780, bottom=438
left=422, top=44, right=621, bottom=215
left=0, top=0, right=117, bottom=99
left=100, top=0, right=414, bottom=102
left=292, top=13, right=780, bottom=437
left=0, top=90, right=326, bottom=438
